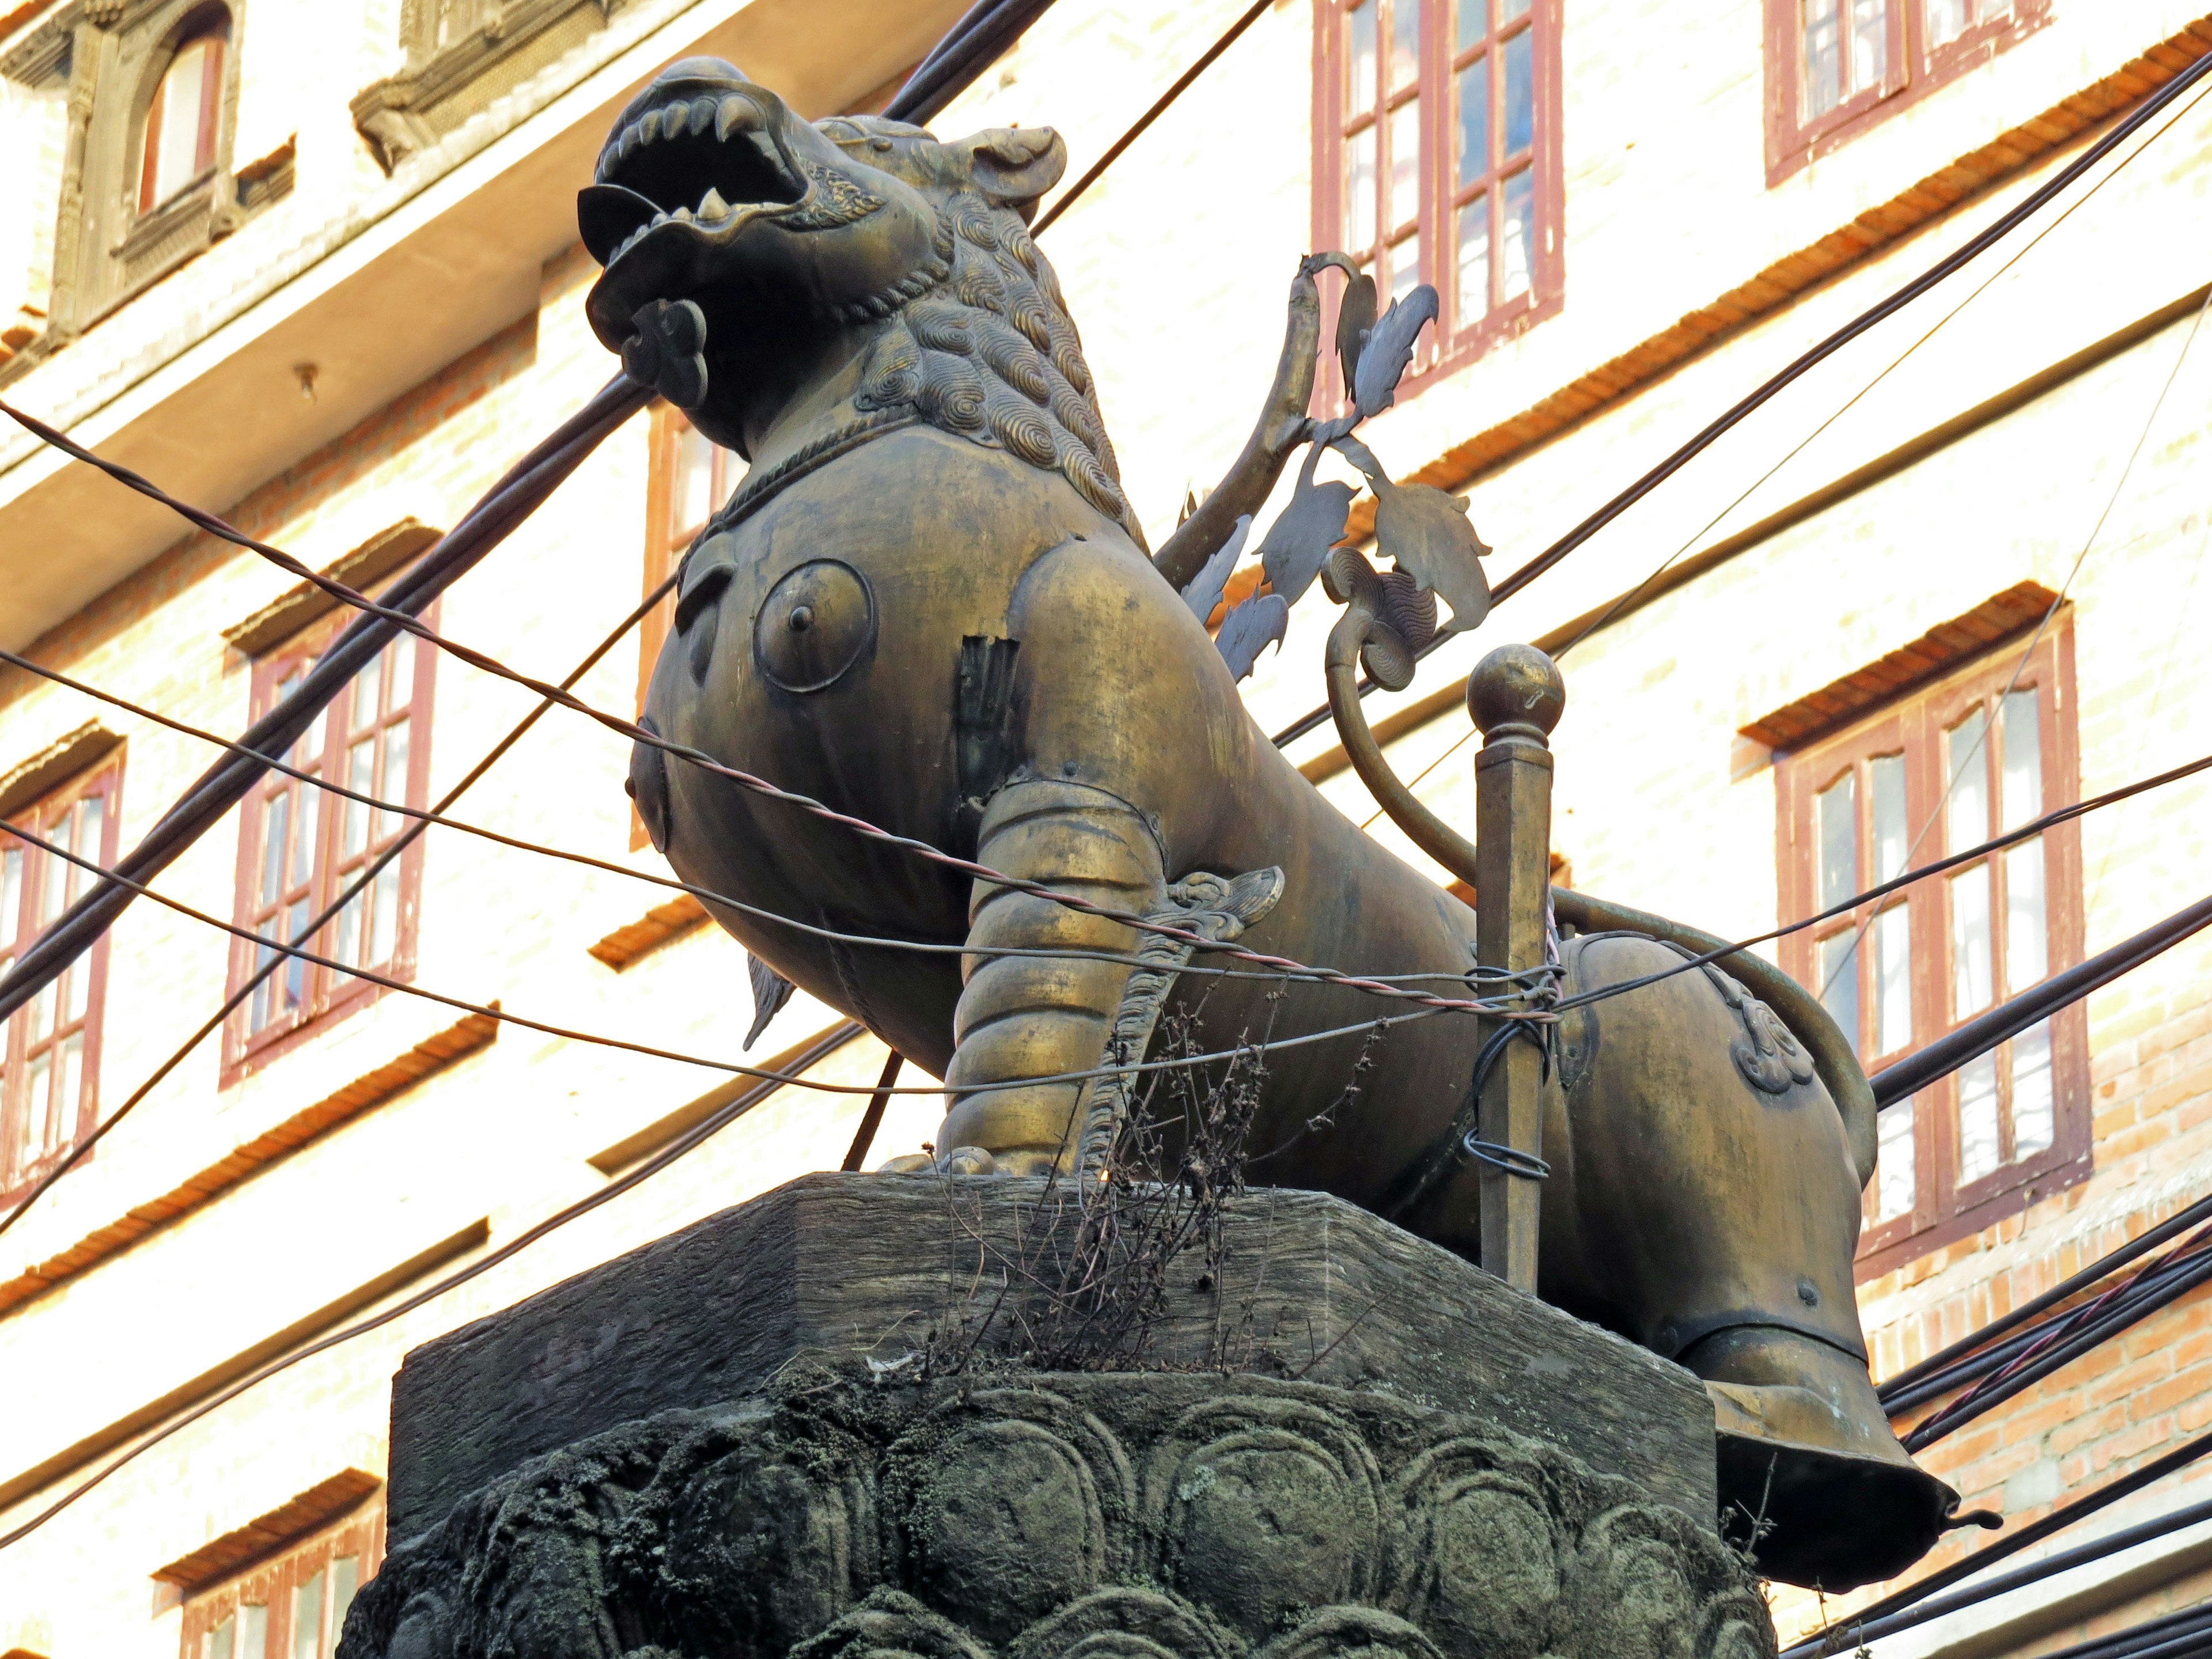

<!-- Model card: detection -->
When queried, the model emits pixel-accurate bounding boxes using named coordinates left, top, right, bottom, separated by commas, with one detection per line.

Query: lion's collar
left=682, top=405, right=920, bottom=570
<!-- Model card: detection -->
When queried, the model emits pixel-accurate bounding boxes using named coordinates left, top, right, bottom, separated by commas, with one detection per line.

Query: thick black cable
left=2035, top=1604, right=2212, bottom=1659
left=0, top=808, right=1460, bottom=1104
left=0, top=373, right=652, bottom=1029
left=1032, top=0, right=1272, bottom=233
left=1785, top=1425, right=2212, bottom=1658
left=1789, top=1493, right=2212, bottom=1654
left=1874, top=892, right=2212, bottom=1107
left=0, top=1019, right=868, bottom=1550
left=0, top=571, right=679, bottom=1241
left=1879, top=1188, right=2212, bottom=1405
left=888, top=0, right=1058, bottom=124
left=1268, top=45, right=2212, bottom=751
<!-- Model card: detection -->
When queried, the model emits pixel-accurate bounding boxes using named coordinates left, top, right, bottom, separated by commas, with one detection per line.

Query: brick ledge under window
left=153, top=1468, right=381, bottom=1592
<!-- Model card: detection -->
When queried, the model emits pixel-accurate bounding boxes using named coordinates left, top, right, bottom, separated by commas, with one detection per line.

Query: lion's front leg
left=933, top=779, right=1165, bottom=1173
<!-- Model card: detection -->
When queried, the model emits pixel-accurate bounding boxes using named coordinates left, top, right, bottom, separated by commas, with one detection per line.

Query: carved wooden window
left=1777, top=623, right=2087, bottom=1275
left=1313, top=0, right=1563, bottom=387
left=1764, top=0, right=2051, bottom=183
left=138, top=28, right=223, bottom=213
left=177, top=1506, right=381, bottom=1659
left=0, top=757, right=120, bottom=1202
left=632, top=409, right=743, bottom=843
left=225, top=615, right=435, bottom=1077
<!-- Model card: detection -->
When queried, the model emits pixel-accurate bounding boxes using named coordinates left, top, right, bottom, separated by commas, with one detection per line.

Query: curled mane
left=853, top=190, right=1142, bottom=546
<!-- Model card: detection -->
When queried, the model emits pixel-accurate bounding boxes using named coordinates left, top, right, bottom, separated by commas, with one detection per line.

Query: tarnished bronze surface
left=586, top=59, right=1946, bottom=1589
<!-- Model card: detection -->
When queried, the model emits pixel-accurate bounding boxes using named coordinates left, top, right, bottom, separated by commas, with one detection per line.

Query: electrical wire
left=1031, top=0, right=1272, bottom=234
left=1783, top=1424, right=2212, bottom=1659
left=0, top=1018, right=866, bottom=1550
left=1267, top=42, right=2212, bottom=751
left=0, top=571, right=680, bottom=1241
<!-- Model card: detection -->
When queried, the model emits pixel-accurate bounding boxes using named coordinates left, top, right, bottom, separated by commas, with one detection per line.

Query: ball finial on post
left=1467, top=643, right=1566, bottom=744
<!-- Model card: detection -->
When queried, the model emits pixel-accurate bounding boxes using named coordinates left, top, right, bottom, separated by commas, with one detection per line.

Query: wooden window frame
left=633, top=406, right=743, bottom=847
left=137, top=25, right=226, bottom=216
left=1763, top=0, right=2052, bottom=185
left=222, top=612, right=437, bottom=1084
left=177, top=1505, right=382, bottom=1659
left=0, top=757, right=123, bottom=1204
left=1778, top=621, right=2088, bottom=1278
left=1312, top=0, right=1565, bottom=400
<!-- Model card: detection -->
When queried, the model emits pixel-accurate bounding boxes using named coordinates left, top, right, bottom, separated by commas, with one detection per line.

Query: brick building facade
left=2, top=1, right=2210, bottom=1656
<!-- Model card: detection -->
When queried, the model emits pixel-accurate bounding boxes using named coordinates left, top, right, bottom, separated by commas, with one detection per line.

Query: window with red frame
left=179, top=1504, right=381, bottom=1659
left=1777, top=624, right=2088, bottom=1275
left=633, top=408, right=744, bottom=844
left=1315, top=0, right=1562, bottom=382
left=139, top=18, right=228, bottom=214
left=227, top=622, right=434, bottom=1073
left=0, top=759, right=120, bottom=1198
left=1765, top=0, right=2050, bottom=182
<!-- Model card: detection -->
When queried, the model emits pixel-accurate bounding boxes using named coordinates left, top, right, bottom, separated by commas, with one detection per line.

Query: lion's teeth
left=641, top=108, right=662, bottom=143
left=662, top=101, right=690, bottom=139
left=715, top=96, right=756, bottom=139
left=699, top=187, right=730, bottom=219
left=673, top=206, right=693, bottom=222
left=692, top=97, right=718, bottom=132
left=616, top=124, right=641, bottom=163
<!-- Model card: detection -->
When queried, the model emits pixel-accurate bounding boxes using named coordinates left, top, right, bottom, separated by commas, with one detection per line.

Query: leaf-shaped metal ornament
left=1217, top=592, right=1291, bottom=682
left=622, top=297, right=710, bottom=410
left=746, top=952, right=796, bottom=1048
left=1335, top=271, right=1378, bottom=392
left=1373, top=482, right=1491, bottom=637
left=1257, top=445, right=1357, bottom=611
left=1353, top=285, right=1440, bottom=421
left=1331, top=433, right=1493, bottom=638
left=1179, top=513, right=1252, bottom=625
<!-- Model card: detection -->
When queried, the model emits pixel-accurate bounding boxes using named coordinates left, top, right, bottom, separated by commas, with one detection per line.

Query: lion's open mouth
left=581, top=89, right=805, bottom=267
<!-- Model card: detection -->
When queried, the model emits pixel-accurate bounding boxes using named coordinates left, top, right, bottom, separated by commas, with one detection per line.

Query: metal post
left=1468, top=643, right=1565, bottom=1292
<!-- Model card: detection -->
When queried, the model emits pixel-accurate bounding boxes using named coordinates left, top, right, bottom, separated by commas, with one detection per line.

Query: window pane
left=291, top=785, right=319, bottom=889
left=1871, top=753, right=1907, bottom=884
left=148, top=39, right=214, bottom=207
left=1957, top=1050, right=2001, bottom=1184
left=344, top=740, right=374, bottom=856
left=293, top=671, right=324, bottom=767
left=1817, top=771, right=1857, bottom=912
left=65, top=939, right=90, bottom=1020
left=1950, top=862, right=1993, bottom=1017
left=2006, top=838, right=2047, bottom=990
left=58, top=1031, right=82, bottom=1122
left=294, top=1567, right=325, bottom=1659
left=1456, top=0, right=1484, bottom=46
left=1456, top=196, right=1490, bottom=320
left=370, top=861, right=402, bottom=967
left=1875, top=903, right=1911, bottom=1055
left=1926, top=0, right=1968, bottom=46
left=241, top=1604, right=268, bottom=1659
left=40, top=828, right=67, bottom=923
left=2001, top=689, right=2041, bottom=830
left=2, top=846, right=20, bottom=942
left=674, top=421, right=720, bottom=535
left=1946, top=706, right=1988, bottom=853
left=331, top=1556, right=361, bottom=1647
left=1502, top=0, right=1529, bottom=16
left=377, top=718, right=411, bottom=842
left=1502, top=28, right=1533, bottom=155
left=1803, top=0, right=1841, bottom=116
left=1347, top=127, right=1378, bottom=250
left=285, top=897, right=309, bottom=1009
left=211, top=1614, right=237, bottom=1659
left=389, top=631, right=416, bottom=711
left=2012, top=1020, right=2054, bottom=1157
left=1819, top=929, right=1861, bottom=1056
left=1851, top=0, right=1887, bottom=92
left=1389, top=99, right=1422, bottom=230
left=1876, top=1098, right=1915, bottom=1221
left=1389, top=232, right=1423, bottom=302
left=332, top=890, right=362, bottom=974
left=251, top=922, right=281, bottom=1031
left=262, top=792, right=289, bottom=907
left=1348, top=0, right=1378, bottom=115
left=24, top=1051, right=50, bottom=1154
left=351, top=653, right=384, bottom=734
left=29, top=979, right=54, bottom=1042
left=1499, top=167, right=1533, bottom=300
left=1456, top=57, right=1488, bottom=187
left=1389, top=0, right=1421, bottom=90
left=74, top=795, right=103, bottom=863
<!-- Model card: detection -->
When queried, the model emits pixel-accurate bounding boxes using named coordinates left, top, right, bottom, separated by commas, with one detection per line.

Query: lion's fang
left=699, top=187, right=731, bottom=220
left=715, top=96, right=758, bottom=139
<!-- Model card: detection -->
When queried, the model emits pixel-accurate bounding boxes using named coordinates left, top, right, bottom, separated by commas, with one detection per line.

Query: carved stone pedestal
left=344, top=1176, right=1776, bottom=1659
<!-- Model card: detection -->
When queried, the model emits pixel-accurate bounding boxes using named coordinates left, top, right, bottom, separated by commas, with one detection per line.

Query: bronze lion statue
left=579, top=58, right=1955, bottom=1589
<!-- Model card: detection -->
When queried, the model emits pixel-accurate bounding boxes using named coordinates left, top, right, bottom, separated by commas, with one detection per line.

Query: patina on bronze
left=584, top=58, right=1947, bottom=1589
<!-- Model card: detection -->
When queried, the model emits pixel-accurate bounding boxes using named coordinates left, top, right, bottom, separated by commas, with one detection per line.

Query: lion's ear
left=955, top=127, right=1066, bottom=221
